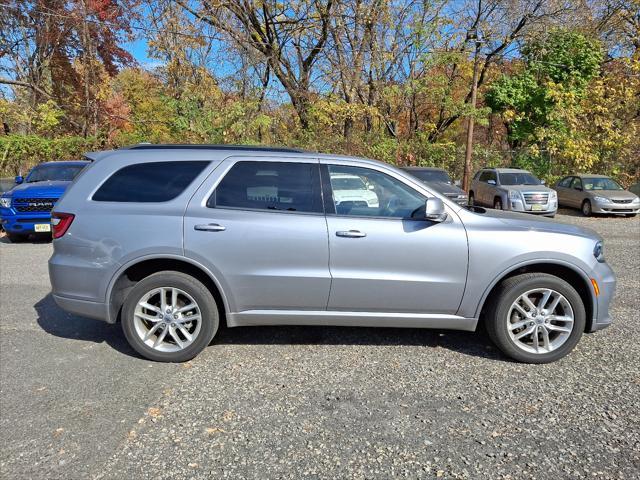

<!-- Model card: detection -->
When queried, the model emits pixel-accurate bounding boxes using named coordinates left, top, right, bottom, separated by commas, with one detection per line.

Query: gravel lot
left=1, top=210, right=639, bottom=479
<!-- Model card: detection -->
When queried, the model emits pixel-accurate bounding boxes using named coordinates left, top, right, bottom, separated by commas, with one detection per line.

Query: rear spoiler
left=82, top=150, right=117, bottom=162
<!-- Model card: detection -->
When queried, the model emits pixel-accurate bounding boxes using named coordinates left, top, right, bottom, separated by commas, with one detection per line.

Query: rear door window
left=208, top=161, right=323, bottom=213
left=93, top=161, right=209, bottom=202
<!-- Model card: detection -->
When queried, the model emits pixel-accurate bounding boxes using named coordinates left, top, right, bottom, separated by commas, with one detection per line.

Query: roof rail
left=119, top=144, right=308, bottom=154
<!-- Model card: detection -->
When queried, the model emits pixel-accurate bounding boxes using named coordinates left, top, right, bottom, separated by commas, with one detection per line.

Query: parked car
left=469, top=168, right=557, bottom=217
left=49, top=145, right=615, bottom=364
left=330, top=172, right=379, bottom=209
left=400, top=167, right=468, bottom=206
left=0, top=161, right=88, bottom=242
left=554, top=174, right=640, bottom=217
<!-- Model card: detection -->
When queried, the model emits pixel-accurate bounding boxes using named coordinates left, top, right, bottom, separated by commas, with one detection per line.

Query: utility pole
left=462, top=28, right=481, bottom=192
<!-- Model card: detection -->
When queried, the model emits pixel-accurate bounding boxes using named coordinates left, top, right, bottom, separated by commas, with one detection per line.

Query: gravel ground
left=1, top=210, right=639, bottom=479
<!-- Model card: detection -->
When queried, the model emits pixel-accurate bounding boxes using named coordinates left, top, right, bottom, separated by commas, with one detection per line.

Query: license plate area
left=34, top=223, right=51, bottom=232
left=531, top=204, right=544, bottom=211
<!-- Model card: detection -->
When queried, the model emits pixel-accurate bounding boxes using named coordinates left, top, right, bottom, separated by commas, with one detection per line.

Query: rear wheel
left=121, top=271, right=219, bottom=362
left=581, top=200, right=592, bottom=217
left=485, top=273, right=585, bottom=364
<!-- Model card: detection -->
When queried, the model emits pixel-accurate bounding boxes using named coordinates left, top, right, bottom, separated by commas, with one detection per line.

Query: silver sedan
left=554, top=175, right=640, bottom=217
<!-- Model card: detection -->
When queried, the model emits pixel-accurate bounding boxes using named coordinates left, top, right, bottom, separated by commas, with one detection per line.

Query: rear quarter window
left=93, top=161, right=209, bottom=202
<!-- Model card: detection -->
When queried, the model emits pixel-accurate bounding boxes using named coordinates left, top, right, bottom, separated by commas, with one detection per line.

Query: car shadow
left=213, top=323, right=505, bottom=361
left=0, top=233, right=52, bottom=244
left=35, top=293, right=504, bottom=361
left=34, top=293, right=139, bottom=358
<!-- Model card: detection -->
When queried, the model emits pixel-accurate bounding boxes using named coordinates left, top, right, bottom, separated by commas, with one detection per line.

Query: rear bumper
left=52, top=294, right=111, bottom=323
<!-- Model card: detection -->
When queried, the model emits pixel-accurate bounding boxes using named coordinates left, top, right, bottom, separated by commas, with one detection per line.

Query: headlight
left=593, top=196, right=611, bottom=203
left=550, top=190, right=557, bottom=199
left=632, top=196, right=640, bottom=204
left=594, top=241, right=605, bottom=263
left=456, top=194, right=467, bottom=200
left=508, top=190, right=520, bottom=200
left=0, top=197, right=11, bottom=208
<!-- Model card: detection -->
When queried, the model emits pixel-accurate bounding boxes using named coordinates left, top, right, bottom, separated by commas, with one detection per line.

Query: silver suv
left=470, top=168, right=557, bottom=217
left=49, top=145, right=615, bottom=364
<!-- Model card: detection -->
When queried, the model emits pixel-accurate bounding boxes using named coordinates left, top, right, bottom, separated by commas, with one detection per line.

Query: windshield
left=583, top=177, right=623, bottom=191
left=499, top=172, right=541, bottom=186
left=409, top=170, right=452, bottom=184
left=27, top=164, right=85, bottom=183
left=332, top=177, right=367, bottom=190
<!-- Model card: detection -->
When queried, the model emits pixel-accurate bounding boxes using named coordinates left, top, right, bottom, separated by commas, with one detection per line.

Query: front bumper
left=508, top=199, right=557, bottom=216
left=587, top=260, right=616, bottom=332
left=0, top=210, right=53, bottom=233
left=591, top=202, right=640, bottom=215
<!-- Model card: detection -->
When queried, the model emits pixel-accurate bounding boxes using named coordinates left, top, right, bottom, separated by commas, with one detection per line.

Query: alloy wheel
left=133, top=287, right=202, bottom=352
left=507, top=288, right=574, bottom=354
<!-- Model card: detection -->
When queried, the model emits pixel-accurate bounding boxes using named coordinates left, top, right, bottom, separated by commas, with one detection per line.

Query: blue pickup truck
left=0, top=161, right=88, bottom=242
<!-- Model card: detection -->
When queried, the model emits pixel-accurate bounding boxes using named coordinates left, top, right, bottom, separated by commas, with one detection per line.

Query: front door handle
left=194, top=223, right=226, bottom=232
left=336, top=230, right=366, bottom=238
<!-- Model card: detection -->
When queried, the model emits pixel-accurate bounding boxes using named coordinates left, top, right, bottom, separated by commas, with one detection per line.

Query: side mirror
left=487, top=179, right=496, bottom=185
left=15, top=175, right=23, bottom=184
left=541, top=180, right=546, bottom=185
left=367, top=184, right=375, bottom=190
left=454, top=180, right=461, bottom=187
left=425, top=197, right=447, bottom=222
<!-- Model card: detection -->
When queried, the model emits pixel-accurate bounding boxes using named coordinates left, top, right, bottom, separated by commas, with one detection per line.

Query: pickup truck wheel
left=493, top=197, right=503, bottom=210
left=485, top=273, right=585, bottom=364
left=121, top=271, right=219, bottom=362
left=6, top=232, right=27, bottom=243
left=468, top=192, right=475, bottom=206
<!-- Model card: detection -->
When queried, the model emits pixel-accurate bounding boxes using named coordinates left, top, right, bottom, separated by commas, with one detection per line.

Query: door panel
left=326, top=216, right=468, bottom=314
left=183, top=157, right=331, bottom=313
left=322, top=162, right=468, bottom=315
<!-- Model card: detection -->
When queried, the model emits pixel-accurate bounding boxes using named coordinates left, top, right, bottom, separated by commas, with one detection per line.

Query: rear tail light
left=51, top=212, right=75, bottom=238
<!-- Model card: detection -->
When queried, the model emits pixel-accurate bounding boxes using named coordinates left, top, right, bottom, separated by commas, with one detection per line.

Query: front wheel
left=121, top=271, right=219, bottom=362
left=581, top=200, right=592, bottom=217
left=493, top=197, right=503, bottom=210
left=468, top=192, right=475, bottom=206
left=485, top=273, right=585, bottom=364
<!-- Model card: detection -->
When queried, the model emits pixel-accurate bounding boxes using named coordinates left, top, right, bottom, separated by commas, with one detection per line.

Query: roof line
left=118, top=143, right=310, bottom=154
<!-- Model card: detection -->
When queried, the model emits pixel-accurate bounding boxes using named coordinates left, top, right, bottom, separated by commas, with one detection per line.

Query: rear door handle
left=336, top=230, right=366, bottom=238
left=194, top=223, right=226, bottom=232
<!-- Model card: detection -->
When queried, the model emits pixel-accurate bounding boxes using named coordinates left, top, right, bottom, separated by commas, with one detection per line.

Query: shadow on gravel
left=33, top=293, right=504, bottom=361
left=214, top=324, right=505, bottom=361
left=34, top=293, right=139, bottom=358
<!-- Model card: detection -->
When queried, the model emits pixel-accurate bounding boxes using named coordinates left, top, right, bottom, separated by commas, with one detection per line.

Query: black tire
left=121, top=271, right=219, bottom=362
left=493, top=197, right=503, bottom=210
left=6, top=232, right=27, bottom=243
left=485, top=273, right=586, bottom=364
left=581, top=200, right=592, bottom=217
left=468, top=192, right=475, bottom=206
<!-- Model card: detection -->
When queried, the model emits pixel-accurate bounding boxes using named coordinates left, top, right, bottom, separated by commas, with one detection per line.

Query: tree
left=487, top=30, right=604, bottom=175
left=176, top=0, right=334, bottom=130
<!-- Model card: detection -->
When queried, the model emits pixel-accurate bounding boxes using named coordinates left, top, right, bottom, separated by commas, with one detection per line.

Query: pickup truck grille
left=12, top=197, right=57, bottom=212
left=523, top=192, right=549, bottom=204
